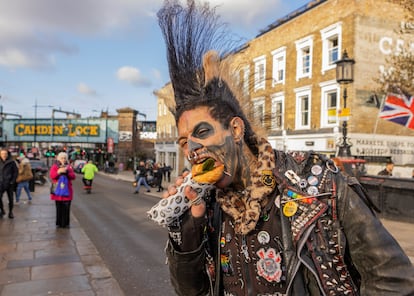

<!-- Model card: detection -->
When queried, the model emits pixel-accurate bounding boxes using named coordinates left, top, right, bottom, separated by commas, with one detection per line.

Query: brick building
left=155, top=0, right=414, bottom=177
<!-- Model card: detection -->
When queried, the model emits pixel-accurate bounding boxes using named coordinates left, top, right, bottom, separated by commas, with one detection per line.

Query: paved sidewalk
left=0, top=184, right=124, bottom=296
left=0, top=171, right=412, bottom=296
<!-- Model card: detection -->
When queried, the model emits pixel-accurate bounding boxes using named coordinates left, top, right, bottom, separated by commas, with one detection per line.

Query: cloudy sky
left=0, top=0, right=310, bottom=120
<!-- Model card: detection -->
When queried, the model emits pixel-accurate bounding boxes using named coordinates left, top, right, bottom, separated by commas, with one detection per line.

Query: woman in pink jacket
left=49, top=152, right=76, bottom=228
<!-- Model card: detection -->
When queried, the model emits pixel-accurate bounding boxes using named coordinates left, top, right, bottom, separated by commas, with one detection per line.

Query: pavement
left=0, top=170, right=413, bottom=296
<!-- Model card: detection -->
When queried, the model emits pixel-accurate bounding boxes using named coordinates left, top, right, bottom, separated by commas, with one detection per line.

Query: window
left=271, top=93, right=284, bottom=130
left=320, top=81, right=340, bottom=127
left=253, top=97, right=265, bottom=127
left=271, top=47, right=286, bottom=86
left=302, top=48, right=311, bottom=74
left=295, top=36, right=313, bottom=80
left=321, top=22, right=342, bottom=73
left=234, top=70, right=241, bottom=87
left=243, top=65, right=250, bottom=96
left=254, top=55, right=266, bottom=91
left=328, top=38, right=339, bottom=65
left=294, top=87, right=312, bottom=129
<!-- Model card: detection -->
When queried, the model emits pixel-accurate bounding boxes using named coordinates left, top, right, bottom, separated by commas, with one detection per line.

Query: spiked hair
left=157, top=0, right=260, bottom=156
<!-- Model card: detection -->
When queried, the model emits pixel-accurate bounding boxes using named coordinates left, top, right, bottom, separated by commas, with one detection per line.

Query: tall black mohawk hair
left=157, top=0, right=239, bottom=116
left=157, top=0, right=260, bottom=155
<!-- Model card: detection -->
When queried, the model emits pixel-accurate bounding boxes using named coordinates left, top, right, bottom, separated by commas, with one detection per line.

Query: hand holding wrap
left=146, top=173, right=215, bottom=226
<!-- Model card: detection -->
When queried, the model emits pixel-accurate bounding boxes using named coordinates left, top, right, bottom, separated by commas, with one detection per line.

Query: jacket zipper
left=241, top=235, right=252, bottom=295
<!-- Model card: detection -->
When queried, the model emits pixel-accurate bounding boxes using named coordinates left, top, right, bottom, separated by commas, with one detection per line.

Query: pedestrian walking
left=133, top=161, right=151, bottom=194
left=0, top=148, right=18, bottom=218
left=164, top=164, right=172, bottom=183
left=153, top=163, right=164, bottom=192
left=15, top=155, right=33, bottom=203
left=50, top=152, right=76, bottom=228
left=81, top=160, right=98, bottom=188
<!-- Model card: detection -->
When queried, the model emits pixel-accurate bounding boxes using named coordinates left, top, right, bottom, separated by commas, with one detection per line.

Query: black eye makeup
left=192, top=122, right=214, bottom=139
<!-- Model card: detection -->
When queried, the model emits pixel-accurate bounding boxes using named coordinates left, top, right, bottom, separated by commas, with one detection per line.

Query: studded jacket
left=166, top=151, right=414, bottom=296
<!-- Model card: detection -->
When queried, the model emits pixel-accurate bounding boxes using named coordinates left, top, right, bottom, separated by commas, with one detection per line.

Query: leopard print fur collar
left=216, top=138, right=277, bottom=235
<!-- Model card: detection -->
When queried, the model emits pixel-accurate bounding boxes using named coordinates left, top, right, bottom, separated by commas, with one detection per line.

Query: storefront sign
left=14, top=123, right=100, bottom=137
left=352, top=134, right=414, bottom=165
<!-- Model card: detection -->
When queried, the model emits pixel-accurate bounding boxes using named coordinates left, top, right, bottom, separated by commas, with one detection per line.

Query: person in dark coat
left=133, top=161, right=151, bottom=194
left=164, top=164, right=172, bottom=183
left=378, top=161, right=394, bottom=176
left=153, top=163, right=164, bottom=192
left=0, top=148, right=18, bottom=218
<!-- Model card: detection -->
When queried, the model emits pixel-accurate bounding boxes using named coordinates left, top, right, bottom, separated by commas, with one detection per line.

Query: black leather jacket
left=166, top=151, right=414, bottom=295
left=0, top=157, right=18, bottom=192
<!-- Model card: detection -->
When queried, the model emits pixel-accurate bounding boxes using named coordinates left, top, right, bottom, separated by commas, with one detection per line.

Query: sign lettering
left=14, top=123, right=100, bottom=137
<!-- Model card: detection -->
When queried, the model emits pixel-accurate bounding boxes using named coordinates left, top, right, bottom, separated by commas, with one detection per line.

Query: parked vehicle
left=29, top=159, right=48, bottom=185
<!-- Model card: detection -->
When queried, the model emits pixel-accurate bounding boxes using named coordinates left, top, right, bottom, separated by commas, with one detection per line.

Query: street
left=71, top=173, right=175, bottom=296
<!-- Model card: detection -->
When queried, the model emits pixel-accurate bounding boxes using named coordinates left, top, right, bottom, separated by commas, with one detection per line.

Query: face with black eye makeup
left=177, top=106, right=244, bottom=187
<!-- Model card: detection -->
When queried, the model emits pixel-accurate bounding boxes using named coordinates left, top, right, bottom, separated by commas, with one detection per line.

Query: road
left=71, top=173, right=175, bottom=296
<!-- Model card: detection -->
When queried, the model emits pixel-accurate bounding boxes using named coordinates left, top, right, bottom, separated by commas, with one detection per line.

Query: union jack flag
left=379, top=92, right=414, bottom=130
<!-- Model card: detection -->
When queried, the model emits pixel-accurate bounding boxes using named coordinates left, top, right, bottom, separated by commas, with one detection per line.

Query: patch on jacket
left=256, top=247, right=283, bottom=283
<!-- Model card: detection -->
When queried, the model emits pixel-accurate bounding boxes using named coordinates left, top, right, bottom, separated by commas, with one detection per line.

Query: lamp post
left=335, top=50, right=355, bottom=157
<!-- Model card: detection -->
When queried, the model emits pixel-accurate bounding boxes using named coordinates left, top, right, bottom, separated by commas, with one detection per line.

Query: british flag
left=379, top=92, right=414, bottom=130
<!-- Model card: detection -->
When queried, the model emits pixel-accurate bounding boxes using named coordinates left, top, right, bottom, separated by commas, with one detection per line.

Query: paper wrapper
left=146, top=173, right=215, bottom=226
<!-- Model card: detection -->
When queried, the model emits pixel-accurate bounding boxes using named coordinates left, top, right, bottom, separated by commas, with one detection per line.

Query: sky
left=0, top=0, right=310, bottom=121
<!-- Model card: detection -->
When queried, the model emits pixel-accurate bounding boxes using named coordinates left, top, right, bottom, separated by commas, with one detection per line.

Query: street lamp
left=335, top=50, right=355, bottom=157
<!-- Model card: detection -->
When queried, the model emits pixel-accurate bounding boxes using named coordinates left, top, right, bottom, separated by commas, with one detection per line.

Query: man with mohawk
left=152, top=1, right=414, bottom=295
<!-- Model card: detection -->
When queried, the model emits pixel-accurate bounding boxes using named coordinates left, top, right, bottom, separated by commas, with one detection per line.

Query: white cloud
left=0, top=0, right=163, bottom=69
left=77, top=82, right=97, bottom=96
left=116, top=66, right=151, bottom=87
left=0, top=0, right=294, bottom=70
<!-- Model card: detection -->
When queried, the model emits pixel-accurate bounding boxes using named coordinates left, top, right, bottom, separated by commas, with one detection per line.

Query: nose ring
left=187, top=151, right=199, bottom=161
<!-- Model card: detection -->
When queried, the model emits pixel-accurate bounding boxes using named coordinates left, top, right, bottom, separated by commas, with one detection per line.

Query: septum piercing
left=187, top=151, right=199, bottom=161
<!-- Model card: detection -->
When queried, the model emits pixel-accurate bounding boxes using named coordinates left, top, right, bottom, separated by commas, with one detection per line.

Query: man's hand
left=162, top=171, right=206, bottom=218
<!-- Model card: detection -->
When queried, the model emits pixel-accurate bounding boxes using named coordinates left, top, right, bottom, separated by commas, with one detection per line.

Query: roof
left=256, top=0, right=328, bottom=38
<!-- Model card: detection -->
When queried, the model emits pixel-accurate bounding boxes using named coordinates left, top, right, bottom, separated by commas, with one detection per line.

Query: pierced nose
left=187, top=151, right=199, bottom=161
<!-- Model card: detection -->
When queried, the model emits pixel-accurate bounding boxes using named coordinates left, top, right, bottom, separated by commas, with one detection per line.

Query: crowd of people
left=0, top=145, right=174, bottom=223
left=133, top=161, right=172, bottom=194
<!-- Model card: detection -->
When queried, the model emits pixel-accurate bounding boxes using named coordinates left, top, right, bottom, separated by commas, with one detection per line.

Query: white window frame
left=158, top=101, right=162, bottom=117
left=294, top=86, right=312, bottom=130
left=253, top=55, right=266, bottom=91
left=243, top=65, right=250, bottom=96
left=234, top=70, right=241, bottom=87
left=320, top=80, right=340, bottom=127
left=271, top=92, right=284, bottom=130
left=320, top=22, right=342, bottom=74
left=252, top=97, right=265, bottom=127
left=295, top=36, right=313, bottom=81
left=271, top=46, right=286, bottom=86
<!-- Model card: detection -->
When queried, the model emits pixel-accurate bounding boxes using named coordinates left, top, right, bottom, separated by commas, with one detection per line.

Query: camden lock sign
left=14, top=123, right=100, bottom=137
left=1, top=119, right=119, bottom=144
